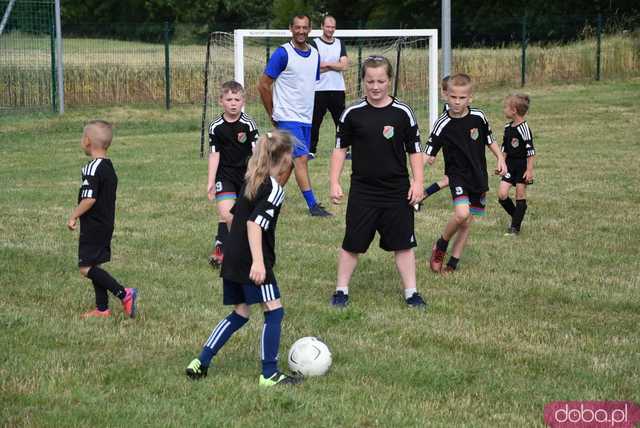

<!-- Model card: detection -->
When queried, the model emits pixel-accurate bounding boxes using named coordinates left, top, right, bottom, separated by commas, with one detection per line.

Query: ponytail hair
left=244, top=129, right=295, bottom=200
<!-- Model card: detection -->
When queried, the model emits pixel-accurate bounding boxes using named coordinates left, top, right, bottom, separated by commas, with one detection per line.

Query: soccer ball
left=287, top=337, right=332, bottom=377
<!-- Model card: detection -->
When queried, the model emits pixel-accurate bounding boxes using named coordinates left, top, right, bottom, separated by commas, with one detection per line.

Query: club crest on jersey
left=470, top=128, right=479, bottom=141
left=237, top=132, right=247, bottom=143
left=511, top=137, right=519, bottom=148
left=383, top=125, right=394, bottom=140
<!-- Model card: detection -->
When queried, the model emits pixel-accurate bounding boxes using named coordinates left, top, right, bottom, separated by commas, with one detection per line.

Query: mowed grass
left=1, top=80, right=639, bottom=427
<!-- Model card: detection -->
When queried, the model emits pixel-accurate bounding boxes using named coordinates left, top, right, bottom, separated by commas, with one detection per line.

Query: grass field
left=1, top=80, right=639, bottom=427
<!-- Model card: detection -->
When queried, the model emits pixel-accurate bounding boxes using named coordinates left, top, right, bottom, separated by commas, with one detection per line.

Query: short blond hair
left=84, top=120, right=113, bottom=149
left=506, top=93, right=530, bottom=116
left=448, top=73, right=472, bottom=89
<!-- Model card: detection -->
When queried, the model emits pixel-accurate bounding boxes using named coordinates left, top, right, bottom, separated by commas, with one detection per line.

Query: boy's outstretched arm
left=423, top=134, right=441, bottom=166
left=67, top=199, right=95, bottom=230
left=247, top=221, right=266, bottom=285
left=488, top=143, right=507, bottom=176
left=424, top=154, right=436, bottom=166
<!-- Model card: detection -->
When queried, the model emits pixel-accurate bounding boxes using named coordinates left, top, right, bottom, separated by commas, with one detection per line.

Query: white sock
left=336, top=287, right=349, bottom=295
left=404, top=288, right=417, bottom=299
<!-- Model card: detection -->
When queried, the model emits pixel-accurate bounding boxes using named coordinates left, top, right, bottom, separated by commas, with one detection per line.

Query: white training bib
left=272, top=42, right=319, bottom=124
left=313, top=37, right=346, bottom=92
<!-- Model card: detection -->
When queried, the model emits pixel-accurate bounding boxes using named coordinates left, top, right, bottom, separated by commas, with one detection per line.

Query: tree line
left=59, top=0, right=638, bottom=44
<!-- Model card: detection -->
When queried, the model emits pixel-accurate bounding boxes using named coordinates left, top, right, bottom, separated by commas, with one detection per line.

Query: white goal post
left=233, top=29, right=439, bottom=132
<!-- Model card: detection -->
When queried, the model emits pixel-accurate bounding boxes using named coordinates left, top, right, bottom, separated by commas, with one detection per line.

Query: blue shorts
left=222, top=278, right=281, bottom=305
left=276, top=121, right=311, bottom=158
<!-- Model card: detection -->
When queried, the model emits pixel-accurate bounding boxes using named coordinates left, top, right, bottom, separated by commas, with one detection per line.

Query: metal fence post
left=266, top=22, right=271, bottom=65
left=357, top=20, right=363, bottom=96
left=596, top=14, right=602, bottom=81
left=54, top=0, right=64, bottom=114
left=521, top=15, right=527, bottom=87
left=50, top=21, right=57, bottom=113
left=164, top=20, right=171, bottom=110
left=441, top=0, right=452, bottom=78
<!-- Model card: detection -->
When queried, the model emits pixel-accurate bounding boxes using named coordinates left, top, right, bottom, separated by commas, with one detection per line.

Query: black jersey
left=209, top=112, right=258, bottom=182
left=77, top=158, right=117, bottom=243
left=425, top=108, right=495, bottom=193
left=221, top=176, right=285, bottom=284
left=502, top=121, right=535, bottom=159
left=336, top=97, right=421, bottom=207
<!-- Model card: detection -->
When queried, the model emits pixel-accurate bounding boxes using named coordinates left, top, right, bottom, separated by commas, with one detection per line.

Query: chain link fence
left=1, top=0, right=57, bottom=111
left=1, top=8, right=639, bottom=113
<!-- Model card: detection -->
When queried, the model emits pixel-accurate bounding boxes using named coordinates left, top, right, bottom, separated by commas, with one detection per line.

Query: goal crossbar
left=234, top=29, right=439, bottom=132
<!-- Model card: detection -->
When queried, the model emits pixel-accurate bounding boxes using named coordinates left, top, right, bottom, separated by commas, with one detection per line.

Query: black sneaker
left=259, top=371, right=302, bottom=387
left=330, top=291, right=349, bottom=308
left=186, top=358, right=208, bottom=380
left=504, top=226, right=519, bottom=236
left=405, top=292, right=427, bottom=309
left=309, top=203, right=332, bottom=217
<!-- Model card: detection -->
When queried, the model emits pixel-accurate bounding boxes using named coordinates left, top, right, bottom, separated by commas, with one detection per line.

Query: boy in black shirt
left=67, top=120, right=137, bottom=319
left=498, top=93, right=536, bottom=235
left=425, top=74, right=507, bottom=273
left=329, top=56, right=426, bottom=309
left=207, top=81, right=259, bottom=267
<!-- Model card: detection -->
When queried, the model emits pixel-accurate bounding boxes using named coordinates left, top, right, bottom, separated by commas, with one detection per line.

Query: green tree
left=271, top=0, right=311, bottom=28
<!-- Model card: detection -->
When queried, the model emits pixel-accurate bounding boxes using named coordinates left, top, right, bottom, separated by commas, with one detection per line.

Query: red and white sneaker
left=122, top=288, right=138, bottom=318
left=429, top=244, right=446, bottom=273
left=81, top=308, right=112, bottom=319
left=208, top=244, right=224, bottom=268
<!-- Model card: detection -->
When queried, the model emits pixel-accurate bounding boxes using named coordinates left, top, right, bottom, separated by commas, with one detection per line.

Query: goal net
left=200, top=29, right=438, bottom=157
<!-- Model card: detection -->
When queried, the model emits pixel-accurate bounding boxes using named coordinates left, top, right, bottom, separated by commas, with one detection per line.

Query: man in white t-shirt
left=257, top=14, right=332, bottom=217
left=309, top=15, right=348, bottom=158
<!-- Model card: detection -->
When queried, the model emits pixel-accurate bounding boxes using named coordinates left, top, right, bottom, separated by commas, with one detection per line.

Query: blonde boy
left=424, top=74, right=507, bottom=273
left=497, top=93, right=536, bottom=235
left=67, top=120, right=137, bottom=318
left=207, top=81, right=259, bottom=266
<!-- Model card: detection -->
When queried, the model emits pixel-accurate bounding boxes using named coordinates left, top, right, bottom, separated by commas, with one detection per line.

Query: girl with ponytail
left=186, top=130, right=301, bottom=387
left=244, top=130, right=295, bottom=199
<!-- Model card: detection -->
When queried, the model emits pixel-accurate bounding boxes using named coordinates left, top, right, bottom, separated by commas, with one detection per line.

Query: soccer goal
left=200, top=29, right=439, bottom=157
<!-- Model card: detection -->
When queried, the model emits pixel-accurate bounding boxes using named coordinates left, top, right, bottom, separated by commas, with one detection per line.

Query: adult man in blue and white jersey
left=309, top=15, right=348, bottom=159
left=258, top=14, right=332, bottom=217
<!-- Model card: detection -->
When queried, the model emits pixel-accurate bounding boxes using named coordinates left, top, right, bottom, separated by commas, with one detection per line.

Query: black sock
left=424, top=182, right=441, bottom=197
left=436, top=236, right=449, bottom=252
left=447, top=256, right=459, bottom=270
left=499, top=197, right=516, bottom=217
left=87, top=266, right=126, bottom=300
left=511, top=199, right=528, bottom=230
left=215, top=222, right=228, bottom=246
left=92, top=282, right=109, bottom=311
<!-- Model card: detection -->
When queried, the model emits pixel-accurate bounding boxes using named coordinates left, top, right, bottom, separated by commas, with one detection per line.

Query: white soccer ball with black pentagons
left=287, top=337, right=332, bottom=377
